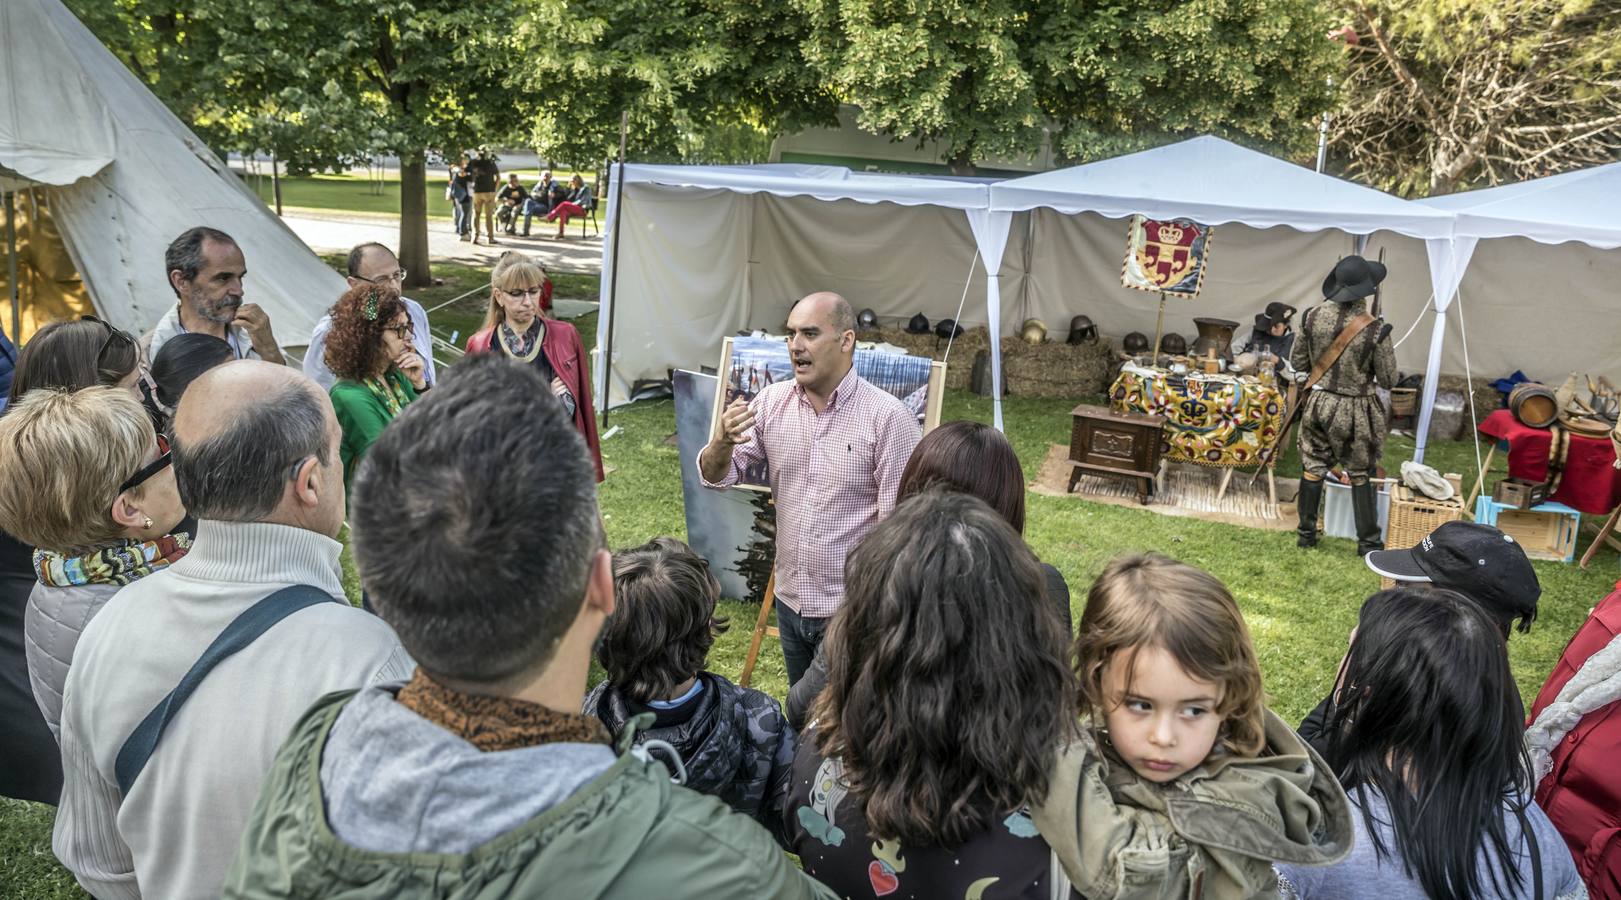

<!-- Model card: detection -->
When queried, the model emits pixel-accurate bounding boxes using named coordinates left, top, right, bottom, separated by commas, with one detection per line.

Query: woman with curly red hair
left=324, top=282, right=428, bottom=494
left=465, top=253, right=602, bottom=480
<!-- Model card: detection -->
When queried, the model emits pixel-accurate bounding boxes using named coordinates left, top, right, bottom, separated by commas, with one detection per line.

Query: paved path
left=281, top=211, right=604, bottom=275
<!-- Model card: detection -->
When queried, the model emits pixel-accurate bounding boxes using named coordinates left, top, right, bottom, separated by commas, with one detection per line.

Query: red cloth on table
left=1478, top=408, right=1621, bottom=515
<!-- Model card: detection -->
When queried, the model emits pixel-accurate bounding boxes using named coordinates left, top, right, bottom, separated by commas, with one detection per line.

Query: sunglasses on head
left=80, top=315, right=139, bottom=371
left=120, top=433, right=171, bottom=494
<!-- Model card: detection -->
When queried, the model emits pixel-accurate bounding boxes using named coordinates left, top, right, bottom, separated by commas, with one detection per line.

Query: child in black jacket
left=584, top=538, right=796, bottom=836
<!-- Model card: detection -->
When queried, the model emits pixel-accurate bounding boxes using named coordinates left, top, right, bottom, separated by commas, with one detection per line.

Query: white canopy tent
left=595, top=163, right=1005, bottom=408
left=0, top=0, right=345, bottom=344
left=986, top=136, right=1460, bottom=437
left=1410, top=163, right=1621, bottom=460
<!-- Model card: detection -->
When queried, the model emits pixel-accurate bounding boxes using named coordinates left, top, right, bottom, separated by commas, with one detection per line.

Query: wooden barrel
left=1509, top=383, right=1558, bottom=428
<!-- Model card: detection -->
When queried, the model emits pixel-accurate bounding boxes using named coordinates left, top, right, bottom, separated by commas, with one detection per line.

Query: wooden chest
left=1068, top=404, right=1165, bottom=503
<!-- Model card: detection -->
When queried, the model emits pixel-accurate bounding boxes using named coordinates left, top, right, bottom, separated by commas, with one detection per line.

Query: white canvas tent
left=1408, top=163, right=1621, bottom=459
left=984, top=136, right=1460, bottom=433
left=596, top=163, right=1003, bottom=408
left=0, top=0, right=344, bottom=345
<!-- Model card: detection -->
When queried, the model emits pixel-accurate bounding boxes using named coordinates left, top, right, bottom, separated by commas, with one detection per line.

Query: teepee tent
left=0, top=0, right=344, bottom=346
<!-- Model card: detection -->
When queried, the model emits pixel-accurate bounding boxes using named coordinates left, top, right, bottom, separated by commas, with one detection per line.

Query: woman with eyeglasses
left=0, top=316, right=181, bottom=805
left=465, top=253, right=603, bottom=481
left=324, top=281, right=427, bottom=496
left=0, top=387, right=190, bottom=748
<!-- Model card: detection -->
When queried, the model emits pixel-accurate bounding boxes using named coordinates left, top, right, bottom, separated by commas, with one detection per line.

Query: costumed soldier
left=1291, top=256, right=1398, bottom=555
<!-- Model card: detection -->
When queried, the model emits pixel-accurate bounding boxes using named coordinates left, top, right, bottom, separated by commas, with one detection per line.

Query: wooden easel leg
left=1216, top=467, right=1235, bottom=501
left=1579, top=505, right=1621, bottom=570
left=738, top=572, right=777, bottom=688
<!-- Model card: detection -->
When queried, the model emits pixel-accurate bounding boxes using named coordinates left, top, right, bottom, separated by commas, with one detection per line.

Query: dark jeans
left=522, top=197, right=550, bottom=233
left=776, top=599, right=828, bottom=688
left=453, top=196, right=472, bottom=235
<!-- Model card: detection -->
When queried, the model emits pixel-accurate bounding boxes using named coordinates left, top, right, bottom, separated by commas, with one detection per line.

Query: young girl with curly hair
left=323, top=281, right=427, bottom=494
left=1034, top=554, right=1354, bottom=899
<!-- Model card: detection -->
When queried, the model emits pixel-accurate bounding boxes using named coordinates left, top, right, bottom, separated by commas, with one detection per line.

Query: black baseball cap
left=1364, top=521, right=1541, bottom=633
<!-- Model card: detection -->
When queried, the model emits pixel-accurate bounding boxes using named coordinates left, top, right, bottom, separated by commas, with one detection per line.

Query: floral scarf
left=34, top=528, right=193, bottom=588
left=363, top=372, right=409, bottom=417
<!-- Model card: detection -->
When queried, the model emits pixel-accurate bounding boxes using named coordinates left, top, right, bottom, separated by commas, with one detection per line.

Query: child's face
left=1103, top=645, right=1225, bottom=783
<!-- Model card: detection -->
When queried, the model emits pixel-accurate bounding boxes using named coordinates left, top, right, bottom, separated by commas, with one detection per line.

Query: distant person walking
left=468, top=147, right=500, bottom=245
left=447, top=155, right=472, bottom=242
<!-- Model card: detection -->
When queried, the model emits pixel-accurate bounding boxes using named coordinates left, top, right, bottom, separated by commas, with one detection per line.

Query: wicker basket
left=1389, top=387, right=1418, bottom=417
left=1378, top=485, right=1465, bottom=588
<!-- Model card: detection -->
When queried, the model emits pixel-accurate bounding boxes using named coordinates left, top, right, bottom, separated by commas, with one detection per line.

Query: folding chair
left=579, top=195, right=599, bottom=238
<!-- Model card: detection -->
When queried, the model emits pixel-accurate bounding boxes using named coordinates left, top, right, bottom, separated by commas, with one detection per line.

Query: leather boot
left=1352, top=480, right=1382, bottom=556
left=1296, top=477, right=1324, bottom=548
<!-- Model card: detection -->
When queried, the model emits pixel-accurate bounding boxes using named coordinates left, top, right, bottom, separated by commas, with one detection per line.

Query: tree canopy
left=1331, top=0, right=1621, bottom=196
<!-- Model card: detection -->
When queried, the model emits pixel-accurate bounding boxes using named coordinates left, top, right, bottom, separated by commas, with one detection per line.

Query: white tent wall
left=598, top=182, right=1022, bottom=408
left=1019, top=211, right=1440, bottom=372
left=2, top=0, right=346, bottom=345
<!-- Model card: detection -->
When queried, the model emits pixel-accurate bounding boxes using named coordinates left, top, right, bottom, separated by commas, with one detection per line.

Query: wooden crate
left=1473, top=497, right=1581, bottom=562
left=1492, top=477, right=1549, bottom=510
left=1379, top=485, right=1464, bottom=589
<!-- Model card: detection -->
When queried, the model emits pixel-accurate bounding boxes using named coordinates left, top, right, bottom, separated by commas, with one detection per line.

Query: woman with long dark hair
left=785, top=420, right=1068, bottom=728
left=1278, top=587, right=1585, bottom=899
left=783, top=490, right=1079, bottom=898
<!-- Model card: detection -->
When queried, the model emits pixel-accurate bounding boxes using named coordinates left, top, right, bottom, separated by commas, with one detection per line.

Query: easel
left=738, top=573, right=778, bottom=688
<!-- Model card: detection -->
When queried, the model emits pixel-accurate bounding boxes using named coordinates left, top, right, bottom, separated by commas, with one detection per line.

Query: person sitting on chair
left=497, top=175, right=528, bottom=235
left=1240, top=301, right=1296, bottom=373
left=544, top=175, right=593, bottom=239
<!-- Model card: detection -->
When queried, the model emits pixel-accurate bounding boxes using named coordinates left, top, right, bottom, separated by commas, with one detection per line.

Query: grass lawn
left=4, top=259, right=1617, bottom=898
left=240, top=169, right=593, bottom=222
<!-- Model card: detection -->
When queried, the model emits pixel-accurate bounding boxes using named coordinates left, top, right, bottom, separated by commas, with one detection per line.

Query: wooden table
left=1068, top=404, right=1165, bottom=504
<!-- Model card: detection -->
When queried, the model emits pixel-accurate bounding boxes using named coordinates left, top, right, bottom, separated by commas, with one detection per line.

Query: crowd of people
left=447, top=149, right=596, bottom=243
left=0, top=234, right=1616, bottom=900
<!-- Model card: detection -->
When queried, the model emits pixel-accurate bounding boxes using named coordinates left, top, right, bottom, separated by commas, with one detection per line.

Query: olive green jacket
left=1032, top=710, right=1354, bottom=900
left=222, top=691, right=837, bottom=900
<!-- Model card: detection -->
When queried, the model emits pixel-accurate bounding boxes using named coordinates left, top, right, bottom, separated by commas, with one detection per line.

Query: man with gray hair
left=148, top=227, right=285, bottom=364
left=699, top=292, right=920, bottom=686
left=51, top=360, right=412, bottom=900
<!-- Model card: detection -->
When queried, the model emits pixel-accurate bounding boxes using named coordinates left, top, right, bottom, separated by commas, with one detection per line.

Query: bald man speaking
left=699, top=293, right=920, bottom=685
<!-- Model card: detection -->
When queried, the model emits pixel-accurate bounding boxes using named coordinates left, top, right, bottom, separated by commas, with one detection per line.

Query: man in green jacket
left=224, top=354, right=835, bottom=900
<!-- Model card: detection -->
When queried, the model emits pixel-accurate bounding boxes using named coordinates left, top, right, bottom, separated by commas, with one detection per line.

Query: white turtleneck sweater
left=52, top=519, right=415, bottom=900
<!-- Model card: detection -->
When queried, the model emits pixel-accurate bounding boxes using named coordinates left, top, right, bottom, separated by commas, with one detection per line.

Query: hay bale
left=1001, top=337, right=1117, bottom=398
left=865, top=325, right=989, bottom=390
left=1434, top=375, right=1503, bottom=423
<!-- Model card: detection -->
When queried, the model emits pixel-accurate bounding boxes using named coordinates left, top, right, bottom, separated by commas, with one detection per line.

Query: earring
left=142, top=516, right=153, bottom=530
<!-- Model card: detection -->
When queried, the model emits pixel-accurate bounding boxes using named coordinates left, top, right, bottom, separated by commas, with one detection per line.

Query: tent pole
left=601, top=110, right=628, bottom=428
left=6, top=190, right=18, bottom=343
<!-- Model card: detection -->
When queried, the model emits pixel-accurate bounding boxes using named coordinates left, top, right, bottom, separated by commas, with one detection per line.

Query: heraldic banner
left=1121, top=215, right=1213, bottom=298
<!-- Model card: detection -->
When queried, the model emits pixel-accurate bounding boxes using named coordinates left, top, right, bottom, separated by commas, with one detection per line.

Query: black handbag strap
left=114, top=585, right=338, bottom=795
left=1515, top=803, right=1544, bottom=900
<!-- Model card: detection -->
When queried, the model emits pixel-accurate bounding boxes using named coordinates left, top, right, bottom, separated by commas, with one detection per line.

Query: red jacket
left=1530, top=583, right=1621, bottom=900
left=466, top=319, right=603, bottom=482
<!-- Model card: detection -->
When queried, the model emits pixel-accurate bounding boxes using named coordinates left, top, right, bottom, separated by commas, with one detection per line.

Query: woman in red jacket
left=464, top=254, right=603, bottom=481
left=1526, top=582, right=1621, bottom=899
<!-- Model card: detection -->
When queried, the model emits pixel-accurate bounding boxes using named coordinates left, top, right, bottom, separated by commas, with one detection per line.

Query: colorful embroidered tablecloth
left=1110, top=366, right=1285, bottom=467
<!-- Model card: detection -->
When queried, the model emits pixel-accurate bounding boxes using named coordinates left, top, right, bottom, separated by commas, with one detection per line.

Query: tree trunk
left=398, top=149, right=432, bottom=289
left=947, top=147, right=978, bottom=177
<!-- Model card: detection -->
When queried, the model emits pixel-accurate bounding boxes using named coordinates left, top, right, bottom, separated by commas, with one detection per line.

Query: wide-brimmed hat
left=1255, top=301, right=1296, bottom=331
left=1322, top=256, right=1387, bottom=303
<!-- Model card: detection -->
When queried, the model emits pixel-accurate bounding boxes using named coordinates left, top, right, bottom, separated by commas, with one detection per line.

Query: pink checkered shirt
left=702, top=366, right=922, bottom=618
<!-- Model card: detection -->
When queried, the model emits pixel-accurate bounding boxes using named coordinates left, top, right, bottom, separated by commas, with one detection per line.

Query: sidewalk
left=281, top=211, right=603, bottom=275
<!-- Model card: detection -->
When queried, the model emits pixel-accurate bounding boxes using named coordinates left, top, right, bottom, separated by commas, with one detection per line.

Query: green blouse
left=330, top=369, right=418, bottom=495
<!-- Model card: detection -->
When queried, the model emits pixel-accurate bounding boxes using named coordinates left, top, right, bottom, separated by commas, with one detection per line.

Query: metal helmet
left=935, top=318, right=965, bottom=339
left=1122, top=331, right=1150, bottom=354
left=857, top=308, right=879, bottom=330
left=1020, top=318, right=1048, bottom=344
left=906, top=313, right=931, bottom=334
left=1067, top=315, right=1098, bottom=345
left=1160, top=333, right=1187, bottom=355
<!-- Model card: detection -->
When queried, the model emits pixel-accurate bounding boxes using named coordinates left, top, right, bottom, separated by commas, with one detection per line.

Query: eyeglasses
left=359, top=269, right=408, bottom=285
left=81, top=315, right=139, bottom=374
left=502, top=287, right=545, bottom=299
left=385, top=321, right=413, bottom=340
left=120, top=433, right=172, bottom=494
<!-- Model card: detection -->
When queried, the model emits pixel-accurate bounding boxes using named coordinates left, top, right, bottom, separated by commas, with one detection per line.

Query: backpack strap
left=114, top=585, right=339, bottom=795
